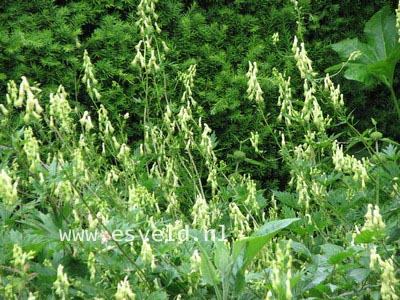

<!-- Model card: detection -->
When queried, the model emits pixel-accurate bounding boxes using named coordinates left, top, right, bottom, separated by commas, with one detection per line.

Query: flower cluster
left=199, top=123, right=216, bottom=166
left=246, top=61, right=264, bottom=105
left=324, top=74, right=344, bottom=110
left=292, top=36, right=316, bottom=79
left=243, top=175, right=259, bottom=212
left=275, top=69, right=297, bottom=126
left=266, top=241, right=293, bottom=300
left=303, top=79, right=327, bottom=132
left=229, top=202, right=251, bottom=238
left=98, top=104, right=115, bottom=137
left=135, top=0, right=160, bottom=36
left=191, top=194, right=210, bottom=230
left=6, top=80, right=18, bottom=106
left=179, top=64, right=197, bottom=106
left=87, top=252, right=96, bottom=281
left=370, top=248, right=398, bottom=300
left=362, top=204, right=386, bottom=236
left=12, top=244, right=35, bottom=269
left=141, top=238, right=156, bottom=269
left=54, top=265, right=70, bottom=300
left=49, top=85, right=73, bottom=134
left=0, top=169, right=18, bottom=206
left=23, top=127, right=41, bottom=172
left=131, top=0, right=168, bottom=73
left=72, top=148, right=89, bottom=182
left=79, top=111, right=94, bottom=132
left=115, top=276, right=136, bottom=300
left=188, top=249, right=201, bottom=295
left=332, top=141, right=369, bottom=188
left=128, top=184, right=159, bottom=215
left=272, top=32, right=279, bottom=45
left=82, top=50, right=101, bottom=101
left=250, top=131, right=260, bottom=153
left=396, top=1, right=400, bottom=42
left=12, top=77, right=43, bottom=123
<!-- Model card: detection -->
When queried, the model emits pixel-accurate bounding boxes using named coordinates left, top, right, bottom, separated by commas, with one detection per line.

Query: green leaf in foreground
left=354, top=229, right=385, bottom=243
left=231, top=218, right=300, bottom=294
left=327, top=6, right=400, bottom=88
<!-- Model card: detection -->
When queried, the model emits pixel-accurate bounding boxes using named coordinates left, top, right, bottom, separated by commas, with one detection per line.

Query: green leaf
left=197, top=242, right=222, bottom=299
left=200, top=256, right=217, bottom=286
left=343, top=63, right=375, bottom=86
left=230, top=218, right=299, bottom=295
left=328, top=6, right=400, bottom=87
left=147, top=291, right=169, bottom=300
left=21, top=212, right=64, bottom=242
left=327, top=249, right=354, bottom=265
left=364, top=6, right=398, bottom=58
left=290, top=241, right=311, bottom=259
left=314, top=283, right=338, bottom=294
left=214, top=241, right=232, bottom=276
left=273, top=191, right=298, bottom=208
left=252, top=218, right=300, bottom=238
left=244, top=157, right=268, bottom=167
left=348, top=268, right=370, bottom=284
left=354, top=229, right=375, bottom=243
left=214, top=241, right=233, bottom=297
left=320, top=243, right=343, bottom=257
left=304, top=255, right=333, bottom=290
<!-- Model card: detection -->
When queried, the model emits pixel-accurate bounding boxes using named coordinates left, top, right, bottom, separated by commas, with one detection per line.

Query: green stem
left=386, top=82, right=400, bottom=122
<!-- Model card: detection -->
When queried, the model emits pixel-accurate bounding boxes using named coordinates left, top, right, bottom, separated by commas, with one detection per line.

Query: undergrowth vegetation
left=0, top=0, right=399, bottom=299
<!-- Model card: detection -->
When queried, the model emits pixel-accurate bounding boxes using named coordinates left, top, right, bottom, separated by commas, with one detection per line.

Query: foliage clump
left=0, top=0, right=399, bottom=299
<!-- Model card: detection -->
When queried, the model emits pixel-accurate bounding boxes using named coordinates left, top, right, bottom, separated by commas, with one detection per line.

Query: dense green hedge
left=0, top=0, right=397, bottom=189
